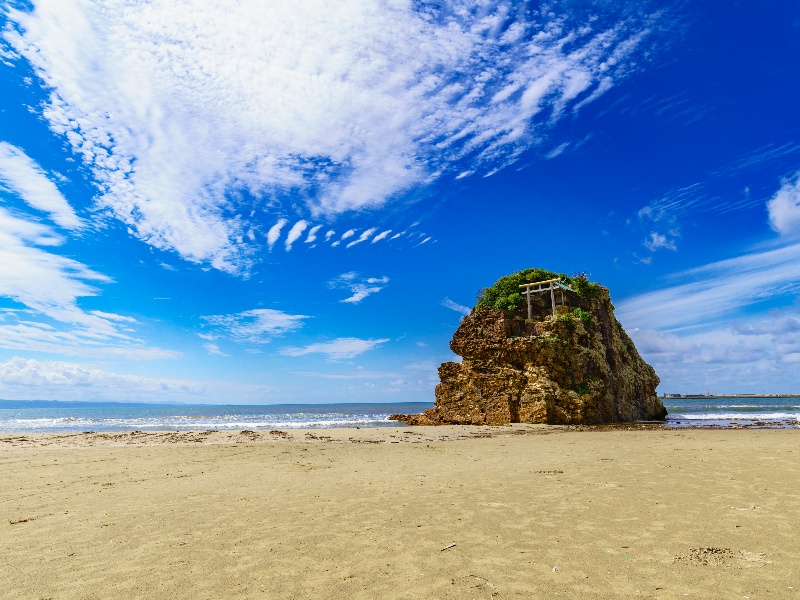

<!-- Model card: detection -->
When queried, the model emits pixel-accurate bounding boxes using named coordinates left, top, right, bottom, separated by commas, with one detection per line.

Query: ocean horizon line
left=0, top=399, right=436, bottom=409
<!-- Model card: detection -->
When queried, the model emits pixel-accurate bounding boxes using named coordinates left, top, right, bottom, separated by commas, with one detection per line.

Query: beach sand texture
left=1, top=426, right=798, bottom=599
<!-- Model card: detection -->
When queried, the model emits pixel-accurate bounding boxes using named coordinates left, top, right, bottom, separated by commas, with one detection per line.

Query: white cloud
left=202, top=342, right=229, bottom=356
left=0, top=317, right=178, bottom=359
left=202, top=308, right=308, bottom=343
left=643, top=231, right=677, bottom=252
left=767, top=172, right=800, bottom=237
left=88, top=310, right=136, bottom=323
left=617, top=240, right=800, bottom=331
left=6, top=1, right=660, bottom=272
left=341, top=288, right=382, bottom=304
left=621, top=173, right=800, bottom=332
left=324, top=230, right=335, bottom=242
left=345, top=227, right=377, bottom=249
left=637, top=182, right=708, bottom=225
left=304, top=224, right=322, bottom=244
left=0, top=356, right=289, bottom=403
left=371, top=229, right=391, bottom=243
left=617, top=176, right=800, bottom=391
left=340, top=229, right=357, bottom=241
left=545, top=142, right=570, bottom=159
left=284, top=220, right=308, bottom=251
left=329, top=272, right=389, bottom=304
left=628, top=314, right=800, bottom=393
left=266, top=218, right=287, bottom=251
left=0, top=141, right=82, bottom=229
left=0, top=206, right=106, bottom=326
left=441, top=297, right=471, bottom=316
left=0, top=205, right=173, bottom=358
left=0, top=356, right=205, bottom=401
left=280, top=337, right=389, bottom=360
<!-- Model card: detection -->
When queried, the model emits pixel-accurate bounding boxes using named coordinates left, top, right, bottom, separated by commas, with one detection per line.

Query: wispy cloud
left=0, top=199, right=172, bottom=359
left=617, top=240, right=800, bottom=331
left=280, top=337, right=389, bottom=360
left=329, top=272, right=389, bottom=304
left=284, top=220, right=308, bottom=251
left=643, top=231, right=677, bottom=252
left=304, top=224, right=322, bottom=244
left=371, top=229, right=391, bottom=243
left=202, top=342, right=229, bottom=357
left=202, top=308, right=309, bottom=343
left=636, top=144, right=800, bottom=231
left=264, top=221, right=414, bottom=251
left=712, top=143, right=800, bottom=178
left=0, top=142, right=82, bottom=230
left=0, top=356, right=286, bottom=402
left=0, top=209, right=105, bottom=323
left=6, top=1, right=663, bottom=272
left=441, top=297, right=471, bottom=316
left=629, top=309, right=800, bottom=392
left=621, top=169, right=800, bottom=391
left=88, top=311, right=136, bottom=323
left=545, top=142, right=570, bottom=159
left=345, top=227, right=377, bottom=249
left=0, top=314, right=178, bottom=360
left=0, top=357, right=204, bottom=401
left=637, top=183, right=708, bottom=225
left=266, top=218, right=287, bottom=251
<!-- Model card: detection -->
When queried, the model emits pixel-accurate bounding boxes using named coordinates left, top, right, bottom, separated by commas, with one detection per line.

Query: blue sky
left=0, top=0, right=799, bottom=403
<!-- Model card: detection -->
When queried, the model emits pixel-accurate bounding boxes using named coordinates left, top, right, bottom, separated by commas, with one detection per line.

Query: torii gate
left=519, top=278, right=575, bottom=319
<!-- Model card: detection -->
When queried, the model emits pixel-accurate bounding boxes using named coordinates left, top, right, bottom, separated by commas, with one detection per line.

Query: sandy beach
left=1, top=425, right=798, bottom=599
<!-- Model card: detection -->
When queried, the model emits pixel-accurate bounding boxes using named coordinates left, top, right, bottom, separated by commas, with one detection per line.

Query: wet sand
left=1, top=426, right=798, bottom=598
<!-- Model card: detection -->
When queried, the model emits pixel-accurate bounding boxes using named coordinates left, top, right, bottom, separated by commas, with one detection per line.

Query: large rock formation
left=396, top=276, right=666, bottom=425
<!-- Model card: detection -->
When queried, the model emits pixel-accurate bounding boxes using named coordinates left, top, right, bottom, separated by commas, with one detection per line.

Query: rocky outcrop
left=394, top=284, right=665, bottom=426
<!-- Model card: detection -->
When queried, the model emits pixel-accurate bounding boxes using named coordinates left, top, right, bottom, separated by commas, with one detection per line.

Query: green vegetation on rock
left=558, top=307, right=593, bottom=329
left=476, top=268, right=601, bottom=312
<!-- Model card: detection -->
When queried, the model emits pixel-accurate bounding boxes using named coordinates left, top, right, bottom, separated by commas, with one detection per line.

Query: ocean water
left=0, top=401, right=434, bottom=434
left=662, top=396, right=800, bottom=428
left=0, top=397, right=797, bottom=434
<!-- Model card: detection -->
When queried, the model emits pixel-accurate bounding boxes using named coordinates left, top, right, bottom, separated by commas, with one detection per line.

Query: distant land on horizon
left=662, top=394, right=800, bottom=399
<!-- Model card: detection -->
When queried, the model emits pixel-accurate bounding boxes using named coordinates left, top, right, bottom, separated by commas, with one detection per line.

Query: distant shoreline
left=663, top=394, right=800, bottom=399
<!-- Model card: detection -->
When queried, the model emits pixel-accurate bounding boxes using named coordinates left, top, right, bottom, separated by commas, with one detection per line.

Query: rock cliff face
left=397, top=284, right=666, bottom=426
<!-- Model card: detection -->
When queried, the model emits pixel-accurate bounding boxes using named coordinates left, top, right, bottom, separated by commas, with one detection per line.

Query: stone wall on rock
left=395, top=284, right=666, bottom=426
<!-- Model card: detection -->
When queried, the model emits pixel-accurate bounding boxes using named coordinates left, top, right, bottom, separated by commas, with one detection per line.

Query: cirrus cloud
left=0, top=356, right=203, bottom=400
left=5, top=0, right=663, bottom=272
left=328, top=272, right=389, bottom=304
left=201, top=308, right=309, bottom=344
left=0, top=146, right=173, bottom=360
left=280, top=337, right=389, bottom=360
left=0, top=141, right=82, bottom=230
